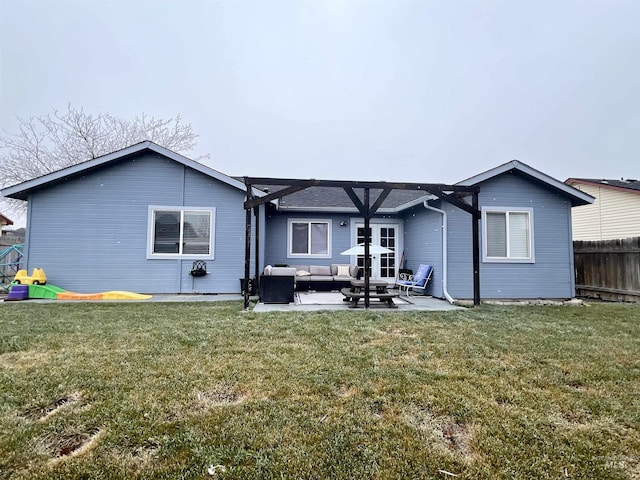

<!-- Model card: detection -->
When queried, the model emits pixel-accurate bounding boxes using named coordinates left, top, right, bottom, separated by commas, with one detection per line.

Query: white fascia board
left=457, top=160, right=594, bottom=206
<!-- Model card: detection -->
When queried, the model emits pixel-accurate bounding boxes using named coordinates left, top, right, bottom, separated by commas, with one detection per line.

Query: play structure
left=0, top=243, right=23, bottom=291
left=5, top=268, right=152, bottom=301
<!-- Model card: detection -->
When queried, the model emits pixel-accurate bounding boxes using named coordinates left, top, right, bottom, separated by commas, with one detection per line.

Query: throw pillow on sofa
left=336, top=264, right=351, bottom=277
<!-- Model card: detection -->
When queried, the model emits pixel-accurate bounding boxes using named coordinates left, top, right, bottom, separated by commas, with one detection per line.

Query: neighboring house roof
left=458, top=160, right=594, bottom=207
left=565, top=178, right=640, bottom=194
left=1, top=141, right=256, bottom=201
left=0, top=213, right=13, bottom=226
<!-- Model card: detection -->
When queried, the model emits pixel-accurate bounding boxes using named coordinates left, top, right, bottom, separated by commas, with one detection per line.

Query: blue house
left=1, top=142, right=593, bottom=301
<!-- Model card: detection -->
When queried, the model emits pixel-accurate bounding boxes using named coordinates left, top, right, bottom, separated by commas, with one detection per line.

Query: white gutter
left=423, top=201, right=456, bottom=304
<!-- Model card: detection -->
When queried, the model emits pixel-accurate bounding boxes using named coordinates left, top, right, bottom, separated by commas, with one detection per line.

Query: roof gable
left=457, top=160, right=594, bottom=206
left=1, top=141, right=250, bottom=201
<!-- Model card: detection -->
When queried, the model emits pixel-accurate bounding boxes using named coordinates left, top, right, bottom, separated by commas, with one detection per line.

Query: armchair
left=395, top=264, right=433, bottom=296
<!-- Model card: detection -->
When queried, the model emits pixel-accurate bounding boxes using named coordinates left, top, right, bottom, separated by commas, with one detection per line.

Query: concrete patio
left=253, top=291, right=464, bottom=312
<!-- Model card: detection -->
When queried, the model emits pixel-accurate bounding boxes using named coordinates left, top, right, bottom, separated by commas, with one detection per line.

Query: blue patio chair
left=395, top=264, right=433, bottom=296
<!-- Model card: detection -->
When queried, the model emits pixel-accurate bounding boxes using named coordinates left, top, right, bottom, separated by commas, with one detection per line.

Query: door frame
left=349, top=218, right=403, bottom=282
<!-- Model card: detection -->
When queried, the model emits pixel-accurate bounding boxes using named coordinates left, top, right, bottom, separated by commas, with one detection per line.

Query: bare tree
left=1, top=105, right=202, bottom=215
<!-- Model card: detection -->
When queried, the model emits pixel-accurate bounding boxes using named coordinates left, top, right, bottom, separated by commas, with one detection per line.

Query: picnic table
left=341, top=279, right=399, bottom=308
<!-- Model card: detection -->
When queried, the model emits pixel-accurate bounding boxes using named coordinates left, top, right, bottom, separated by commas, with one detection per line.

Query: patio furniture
left=395, top=264, right=433, bottom=296
left=348, top=278, right=389, bottom=293
left=259, top=266, right=296, bottom=303
left=341, top=278, right=399, bottom=308
left=264, top=264, right=358, bottom=291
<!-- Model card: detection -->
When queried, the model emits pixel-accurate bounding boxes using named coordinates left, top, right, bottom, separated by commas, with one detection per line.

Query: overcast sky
left=1, top=0, right=639, bottom=227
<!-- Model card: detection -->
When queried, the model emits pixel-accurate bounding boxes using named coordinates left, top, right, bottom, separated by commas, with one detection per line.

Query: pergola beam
left=244, top=184, right=308, bottom=209
left=370, top=188, right=392, bottom=215
left=243, top=176, right=479, bottom=194
left=343, top=187, right=366, bottom=216
left=242, top=176, right=482, bottom=310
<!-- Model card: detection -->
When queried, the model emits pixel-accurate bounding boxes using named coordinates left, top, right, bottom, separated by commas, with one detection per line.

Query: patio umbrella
left=340, top=243, right=393, bottom=256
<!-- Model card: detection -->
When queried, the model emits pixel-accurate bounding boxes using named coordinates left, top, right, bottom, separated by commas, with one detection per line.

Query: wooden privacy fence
left=574, top=237, right=640, bottom=303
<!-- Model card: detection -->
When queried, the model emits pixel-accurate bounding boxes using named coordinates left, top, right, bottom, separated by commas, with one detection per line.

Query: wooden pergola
left=243, top=178, right=481, bottom=309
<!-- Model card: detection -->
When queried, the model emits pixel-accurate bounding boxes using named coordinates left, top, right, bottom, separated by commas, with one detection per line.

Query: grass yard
left=0, top=301, right=639, bottom=479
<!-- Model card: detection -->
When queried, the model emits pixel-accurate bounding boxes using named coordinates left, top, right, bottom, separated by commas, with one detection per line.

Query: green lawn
left=0, top=302, right=639, bottom=479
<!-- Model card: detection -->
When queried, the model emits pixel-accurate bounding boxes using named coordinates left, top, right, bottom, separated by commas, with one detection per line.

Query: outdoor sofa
left=262, top=264, right=359, bottom=293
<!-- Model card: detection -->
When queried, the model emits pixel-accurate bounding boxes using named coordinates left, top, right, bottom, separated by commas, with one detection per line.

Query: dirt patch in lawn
left=20, top=391, right=82, bottom=422
left=39, top=427, right=103, bottom=463
left=403, top=405, right=476, bottom=460
left=439, top=420, right=473, bottom=457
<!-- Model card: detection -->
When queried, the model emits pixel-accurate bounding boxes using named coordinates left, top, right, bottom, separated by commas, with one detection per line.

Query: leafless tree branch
left=1, top=104, right=201, bottom=215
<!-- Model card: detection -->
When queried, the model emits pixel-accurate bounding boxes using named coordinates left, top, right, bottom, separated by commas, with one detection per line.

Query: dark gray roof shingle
left=254, top=185, right=429, bottom=210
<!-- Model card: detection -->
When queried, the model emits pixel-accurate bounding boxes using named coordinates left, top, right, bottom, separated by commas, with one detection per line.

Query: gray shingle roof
left=254, top=185, right=430, bottom=210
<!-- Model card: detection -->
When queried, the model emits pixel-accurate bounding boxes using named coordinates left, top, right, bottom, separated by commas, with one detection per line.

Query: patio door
left=355, top=224, right=399, bottom=283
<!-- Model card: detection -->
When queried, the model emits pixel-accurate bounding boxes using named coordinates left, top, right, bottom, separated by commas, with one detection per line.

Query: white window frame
left=287, top=219, right=332, bottom=258
left=147, top=206, right=215, bottom=260
left=482, top=207, right=535, bottom=263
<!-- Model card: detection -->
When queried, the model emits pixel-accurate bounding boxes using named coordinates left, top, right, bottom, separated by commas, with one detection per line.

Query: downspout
left=423, top=201, right=456, bottom=304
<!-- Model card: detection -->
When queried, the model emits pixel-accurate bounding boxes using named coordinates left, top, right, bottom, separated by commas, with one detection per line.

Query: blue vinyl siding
left=446, top=172, right=575, bottom=299
left=25, top=152, right=252, bottom=294
left=401, top=205, right=443, bottom=297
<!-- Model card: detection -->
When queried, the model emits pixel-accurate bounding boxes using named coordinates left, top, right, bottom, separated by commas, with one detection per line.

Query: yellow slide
left=101, top=291, right=152, bottom=300
left=56, top=291, right=152, bottom=301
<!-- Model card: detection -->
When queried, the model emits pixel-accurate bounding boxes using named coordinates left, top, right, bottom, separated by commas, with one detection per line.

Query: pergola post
left=472, top=192, right=481, bottom=306
left=363, top=188, right=371, bottom=308
left=243, top=182, right=253, bottom=310
left=254, top=205, right=260, bottom=296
